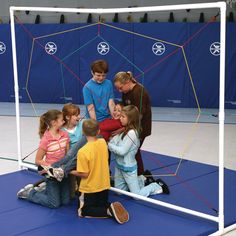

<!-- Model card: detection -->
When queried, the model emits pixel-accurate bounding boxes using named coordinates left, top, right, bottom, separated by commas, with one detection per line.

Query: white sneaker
left=17, top=184, right=34, bottom=199
left=34, top=181, right=46, bottom=192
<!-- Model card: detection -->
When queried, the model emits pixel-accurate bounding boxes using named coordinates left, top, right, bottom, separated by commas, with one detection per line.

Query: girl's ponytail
left=38, top=110, right=62, bottom=138
left=39, top=114, right=48, bottom=138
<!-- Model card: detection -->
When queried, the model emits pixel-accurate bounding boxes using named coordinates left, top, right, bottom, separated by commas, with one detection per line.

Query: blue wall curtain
left=0, top=22, right=235, bottom=109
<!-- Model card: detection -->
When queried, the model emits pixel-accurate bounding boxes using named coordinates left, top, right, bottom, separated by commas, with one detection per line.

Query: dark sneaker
left=38, top=165, right=64, bottom=182
left=109, top=202, right=129, bottom=224
left=143, top=169, right=155, bottom=186
left=17, top=184, right=34, bottom=199
left=38, top=165, right=54, bottom=179
left=156, top=178, right=170, bottom=194
left=110, top=178, right=115, bottom=187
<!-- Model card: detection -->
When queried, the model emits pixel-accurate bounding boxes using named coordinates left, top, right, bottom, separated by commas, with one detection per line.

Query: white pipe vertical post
left=9, top=4, right=232, bottom=231
left=218, top=2, right=226, bottom=234
left=9, top=7, right=23, bottom=169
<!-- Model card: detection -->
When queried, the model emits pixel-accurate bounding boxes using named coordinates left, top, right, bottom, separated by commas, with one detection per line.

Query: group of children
left=17, top=59, right=169, bottom=224
left=17, top=102, right=169, bottom=224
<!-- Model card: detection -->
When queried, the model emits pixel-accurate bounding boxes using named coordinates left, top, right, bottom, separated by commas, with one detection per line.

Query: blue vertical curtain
left=0, top=23, right=235, bottom=108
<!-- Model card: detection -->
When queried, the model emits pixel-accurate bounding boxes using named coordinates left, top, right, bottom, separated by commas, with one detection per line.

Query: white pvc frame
left=10, top=2, right=234, bottom=235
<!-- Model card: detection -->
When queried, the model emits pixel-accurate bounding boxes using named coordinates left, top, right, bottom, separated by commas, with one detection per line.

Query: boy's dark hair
left=83, top=119, right=99, bottom=137
left=91, top=60, right=109, bottom=74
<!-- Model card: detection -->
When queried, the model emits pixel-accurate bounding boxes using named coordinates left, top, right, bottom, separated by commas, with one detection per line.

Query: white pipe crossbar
left=209, top=223, right=236, bottom=236
left=10, top=2, right=223, bottom=14
left=110, top=187, right=219, bottom=222
left=20, top=162, right=37, bottom=171
left=10, top=2, right=233, bottom=235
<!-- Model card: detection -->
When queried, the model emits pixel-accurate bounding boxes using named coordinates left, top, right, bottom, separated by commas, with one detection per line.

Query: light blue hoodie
left=108, top=129, right=140, bottom=172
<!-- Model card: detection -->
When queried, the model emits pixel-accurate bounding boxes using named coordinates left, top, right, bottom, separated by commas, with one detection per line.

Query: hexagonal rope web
left=13, top=11, right=221, bottom=214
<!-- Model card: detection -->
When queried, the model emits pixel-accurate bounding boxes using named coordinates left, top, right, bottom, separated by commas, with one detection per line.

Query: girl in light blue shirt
left=61, top=103, right=84, bottom=147
left=108, top=105, right=169, bottom=197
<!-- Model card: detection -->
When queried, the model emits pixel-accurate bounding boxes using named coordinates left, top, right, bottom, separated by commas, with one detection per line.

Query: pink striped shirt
left=39, top=130, right=69, bottom=166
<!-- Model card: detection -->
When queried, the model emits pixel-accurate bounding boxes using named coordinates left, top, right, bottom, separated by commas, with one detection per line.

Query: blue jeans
left=52, top=135, right=87, bottom=176
left=28, top=177, right=70, bottom=208
left=114, top=167, right=162, bottom=197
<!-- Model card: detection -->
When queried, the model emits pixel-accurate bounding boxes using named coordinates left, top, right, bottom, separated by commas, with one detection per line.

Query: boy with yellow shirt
left=71, top=119, right=129, bottom=224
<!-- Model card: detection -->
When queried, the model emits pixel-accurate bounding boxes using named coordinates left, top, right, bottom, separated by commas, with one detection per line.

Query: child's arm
left=66, top=143, right=70, bottom=153
left=70, top=170, right=89, bottom=178
left=108, top=130, right=138, bottom=156
left=108, top=133, right=119, bottom=145
left=35, top=148, right=47, bottom=166
left=75, top=151, right=90, bottom=178
left=99, top=119, right=122, bottom=132
left=108, top=98, right=115, bottom=116
left=87, top=104, right=96, bottom=120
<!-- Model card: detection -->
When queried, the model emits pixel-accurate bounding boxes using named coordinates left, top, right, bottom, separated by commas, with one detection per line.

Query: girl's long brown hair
left=39, top=109, right=62, bottom=138
left=121, top=105, right=141, bottom=139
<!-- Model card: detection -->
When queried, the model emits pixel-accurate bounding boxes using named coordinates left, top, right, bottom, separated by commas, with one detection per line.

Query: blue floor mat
left=1, top=152, right=236, bottom=236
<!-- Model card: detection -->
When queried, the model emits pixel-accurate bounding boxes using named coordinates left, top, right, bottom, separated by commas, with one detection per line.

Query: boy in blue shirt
left=83, top=60, right=115, bottom=122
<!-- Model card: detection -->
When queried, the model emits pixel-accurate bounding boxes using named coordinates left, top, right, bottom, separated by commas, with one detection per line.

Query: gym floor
left=0, top=102, right=235, bottom=235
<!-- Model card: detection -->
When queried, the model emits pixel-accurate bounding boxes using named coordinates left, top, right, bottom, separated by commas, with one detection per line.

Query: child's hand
left=111, top=127, right=125, bottom=137
left=38, top=169, right=47, bottom=176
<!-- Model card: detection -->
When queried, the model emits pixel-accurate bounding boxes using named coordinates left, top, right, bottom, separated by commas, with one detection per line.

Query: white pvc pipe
left=209, top=224, right=236, bottom=236
left=110, top=187, right=219, bottom=222
left=20, top=162, right=37, bottom=171
left=218, top=2, right=226, bottom=234
left=9, top=8, right=23, bottom=170
left=10, top=1, right=229, bottom=231
left=10, top=2, right=223, bottom=14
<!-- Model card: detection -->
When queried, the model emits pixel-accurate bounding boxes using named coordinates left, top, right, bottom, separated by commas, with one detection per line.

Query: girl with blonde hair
left=114, top=71, right=152, bottom=175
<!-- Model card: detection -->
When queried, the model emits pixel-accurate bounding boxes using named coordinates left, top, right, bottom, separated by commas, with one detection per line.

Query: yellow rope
left=170, top=47, right=202, bottom=176
left=23, top=21, right=202, bottom=177
left=181, top=46, right=201, bottom=113
left=35, top=22, right=99, bottom=40
left=100, top=22, right=182, bottom=48
left=175, top=112, right=201, bottom=175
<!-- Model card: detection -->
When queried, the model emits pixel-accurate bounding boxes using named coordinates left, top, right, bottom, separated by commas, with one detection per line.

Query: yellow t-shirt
left=77, top=138, right=110, bottom=193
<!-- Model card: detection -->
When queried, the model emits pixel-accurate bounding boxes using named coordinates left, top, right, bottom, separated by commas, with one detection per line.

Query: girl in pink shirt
left=17, top=110, right=71, bottom=208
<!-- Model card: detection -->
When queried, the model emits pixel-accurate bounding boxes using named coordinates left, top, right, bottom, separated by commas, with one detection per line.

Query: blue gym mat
left=1, top=151, right=236, bottom=236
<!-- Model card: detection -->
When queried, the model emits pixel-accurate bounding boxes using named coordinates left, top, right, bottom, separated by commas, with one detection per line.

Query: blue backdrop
left=0, top=22, right=235, bottom=108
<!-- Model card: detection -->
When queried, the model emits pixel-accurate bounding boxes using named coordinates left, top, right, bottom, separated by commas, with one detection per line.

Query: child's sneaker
left=38, top=165, right=54, bottom=179
left=155, top=179, right=170, bottom=194
left=17, top=184, right=34, bottom=199
left=52, top=167, right=64, bottom=182
left=38, top=165, right=64, bottom=182
left=143, top=169, right=155, bottom=186
left=109, top=202, right=129, bottom=224
left=34, top=181, right=46, bottom=192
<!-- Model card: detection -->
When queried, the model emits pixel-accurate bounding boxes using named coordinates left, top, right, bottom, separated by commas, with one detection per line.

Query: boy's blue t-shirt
left=82, top=79, right=114, bottom=122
